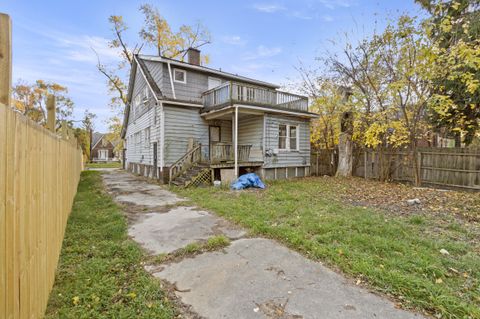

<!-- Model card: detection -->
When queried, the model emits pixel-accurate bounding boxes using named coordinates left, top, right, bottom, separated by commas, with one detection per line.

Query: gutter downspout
left=167, top=62, right=176, bottom=99
left=159, top=101, right=165, bottom=172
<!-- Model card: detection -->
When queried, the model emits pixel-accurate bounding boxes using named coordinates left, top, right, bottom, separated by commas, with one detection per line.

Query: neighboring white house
left=122, top=48, right=318, bottom=186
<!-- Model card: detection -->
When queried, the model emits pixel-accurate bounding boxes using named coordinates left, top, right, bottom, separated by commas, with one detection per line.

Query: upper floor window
left=208, top=77, right=221, bottom=90
left=278, top=124, right=299, bottom=151
left=173, top=69, right=186, bottom=83
left=143, top=86, right=150, bottom=102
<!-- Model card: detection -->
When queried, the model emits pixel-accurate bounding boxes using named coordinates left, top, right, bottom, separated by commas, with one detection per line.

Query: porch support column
left=234, top=106, right=239, bottom=178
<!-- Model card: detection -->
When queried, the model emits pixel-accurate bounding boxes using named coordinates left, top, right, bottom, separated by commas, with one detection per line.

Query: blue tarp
left=230, top=173, right=266, bottom=190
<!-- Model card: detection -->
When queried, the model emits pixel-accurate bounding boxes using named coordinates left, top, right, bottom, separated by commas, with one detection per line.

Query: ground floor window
left=278, top=124, right=299, bottom=150
left=98, top=149, right=108, bottom=159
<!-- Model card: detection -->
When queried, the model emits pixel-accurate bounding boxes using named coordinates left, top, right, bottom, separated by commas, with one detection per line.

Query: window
left=208, top=77, right=221, bottom=90
left=145, top=127, right=150, bottom=145
left=143, top=86, right=150, bottom=102
left=279, top=124, right=287, bottom=149
left=173, top=68, right=186, bottom=83
left=278, top=124, right=299, bottom=151
left=289, top=126, right=297, bottom=150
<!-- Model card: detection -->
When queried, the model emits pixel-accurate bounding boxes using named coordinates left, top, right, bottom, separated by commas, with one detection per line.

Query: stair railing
left=169, top=144, right=202, bottom=184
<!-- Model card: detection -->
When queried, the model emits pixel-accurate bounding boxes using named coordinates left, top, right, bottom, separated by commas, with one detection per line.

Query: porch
left=168, top=107, right=265, bottom=186
left=168, top=142, right=264, bottom=185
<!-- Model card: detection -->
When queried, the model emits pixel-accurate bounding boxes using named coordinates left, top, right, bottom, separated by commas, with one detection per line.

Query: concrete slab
left=129, top=206, right=246, bottom=254
left=115, top=189, right=183, bottom=207
left=102, top=171, right=184, bottom=207
left=153, top=238, right=423, bottom=319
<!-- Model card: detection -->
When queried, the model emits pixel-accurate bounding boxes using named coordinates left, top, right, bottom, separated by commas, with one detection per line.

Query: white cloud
left=322, top=15, right=334, bottom=22
left=318, top=0, right=355, bottom=9
left=221, top=35, right=247, bottom=46
left=50, top=34, right=120, bottom=64
left=290, top=11, right=313, bottom=20
left=243, top=45, right=282, bottom=60
left=252, top=3, right=286, bottom=13
left=12, top=22, right=122, bottom=131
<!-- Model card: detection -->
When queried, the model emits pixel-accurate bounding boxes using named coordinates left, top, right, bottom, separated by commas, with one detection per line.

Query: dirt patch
left=326, top=176, right=480, bottom=222
left=256, top=299, right=303, bottom=319
left=156, top=279, right=205, bottom=319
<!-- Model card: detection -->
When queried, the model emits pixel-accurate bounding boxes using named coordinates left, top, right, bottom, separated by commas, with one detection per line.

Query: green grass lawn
left=177, top=177, right=480, bottom=319
left=45, top=171, right=174, bottom=319
left=86, top=162, right=121, bottom=169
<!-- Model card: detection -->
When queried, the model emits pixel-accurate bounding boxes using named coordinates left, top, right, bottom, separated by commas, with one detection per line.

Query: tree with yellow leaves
left=303, top=15, right=434, bottom=183
left=417, top=0, right=480, bottom=145
left=12, top=79, right=74, bottom=128
left=96, top=3, right=212, bottom=150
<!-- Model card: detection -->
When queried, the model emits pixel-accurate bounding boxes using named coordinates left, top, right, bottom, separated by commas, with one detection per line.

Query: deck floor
left=208, top=161, right=264, bottom=168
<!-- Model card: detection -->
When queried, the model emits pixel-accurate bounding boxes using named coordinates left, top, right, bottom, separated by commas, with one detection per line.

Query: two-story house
left=121, top=48, right=318, bottom=186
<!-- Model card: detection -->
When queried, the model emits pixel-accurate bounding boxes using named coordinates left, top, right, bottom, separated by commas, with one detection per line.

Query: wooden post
left=234, top=106, right=238, bottom=178
left=0, top=13, right=12, bottom=106
left=46, top=95, right=56, bottom=132
left=417, top=151, right=423, bottom=186
left=60, top=121, right=67, bottom=139
left=364, top=150, right=367, bottom=179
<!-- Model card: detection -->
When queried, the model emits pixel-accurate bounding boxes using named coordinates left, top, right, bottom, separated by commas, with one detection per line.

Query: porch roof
left=200, top=103, right=319, bottom=120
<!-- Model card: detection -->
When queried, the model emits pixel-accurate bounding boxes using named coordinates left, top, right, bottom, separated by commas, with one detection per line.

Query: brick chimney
left=187, top=48, right=200, bottom=65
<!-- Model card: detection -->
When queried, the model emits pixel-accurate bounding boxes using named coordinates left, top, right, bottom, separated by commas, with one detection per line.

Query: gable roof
left=139, top=55, right=281, bottom=89
left=92, top=132, right=104, bottom=149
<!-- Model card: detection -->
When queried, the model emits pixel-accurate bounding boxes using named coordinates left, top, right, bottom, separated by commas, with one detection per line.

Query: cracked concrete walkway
left=102, top=170, right=425, bottom=319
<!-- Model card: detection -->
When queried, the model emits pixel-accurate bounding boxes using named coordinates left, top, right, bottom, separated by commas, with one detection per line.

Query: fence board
left=0, top=103, right=83, bottom=319
left=313, top=147, right=480, bottom=191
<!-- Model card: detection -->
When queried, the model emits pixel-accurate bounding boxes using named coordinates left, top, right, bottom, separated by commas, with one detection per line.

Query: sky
left=1, top=0, right=425, bottom=132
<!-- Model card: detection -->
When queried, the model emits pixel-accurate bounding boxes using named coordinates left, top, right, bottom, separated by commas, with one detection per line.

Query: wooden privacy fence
left=312, top=147, right=480, bottom=190
left=310, top=149, right=336, bottom=176
left=0, top=103, right=84, bottom=319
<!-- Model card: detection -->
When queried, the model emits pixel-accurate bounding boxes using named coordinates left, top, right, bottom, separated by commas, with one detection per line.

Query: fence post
left=46, top=95, right=56, bottom=132
left=417, top=151, right=423, bottom=186
left=0, top=13, right=12, bottom=106
left=364, top=151, right=367, bottom=179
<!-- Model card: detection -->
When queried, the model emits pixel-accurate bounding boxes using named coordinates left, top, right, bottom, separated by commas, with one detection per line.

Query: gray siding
left=238, top=115, right=264, bottom=162
left=145, top=62, right=226, bottom=103
left=125, top=66, right=161, bottom=167
left=263, top=114, right=310, bottom=168
left=163, top=105, right=232, bottom=165
left=125, top=106, right=160, bottom=166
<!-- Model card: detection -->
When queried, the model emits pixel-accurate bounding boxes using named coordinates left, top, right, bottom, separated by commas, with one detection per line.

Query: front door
left=209, top=126, right=221, bottom=161
left=99, top=149, right=108, bottom=160
left=152, top=142, right=158, bottom=178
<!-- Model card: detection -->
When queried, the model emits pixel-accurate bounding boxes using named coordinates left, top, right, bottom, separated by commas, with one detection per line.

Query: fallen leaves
left=318, top=176, right=480, bottom=223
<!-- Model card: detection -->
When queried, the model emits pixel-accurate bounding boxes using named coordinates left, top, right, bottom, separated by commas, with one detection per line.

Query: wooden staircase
left=169, top=143, right=213, bottom=187
left=170, top=163, right=211, bottom=187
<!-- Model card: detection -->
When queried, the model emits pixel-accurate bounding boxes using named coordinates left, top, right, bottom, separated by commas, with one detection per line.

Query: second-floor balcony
left=202, top=81, right=309, bottom=113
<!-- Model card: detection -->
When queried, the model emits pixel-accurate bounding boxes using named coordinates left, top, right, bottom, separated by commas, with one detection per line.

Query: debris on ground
left=439, top=249, right=450, bottom=256
left=406, top=198, right=421, bottom=205
left=231, top=173, right=266, bottom=190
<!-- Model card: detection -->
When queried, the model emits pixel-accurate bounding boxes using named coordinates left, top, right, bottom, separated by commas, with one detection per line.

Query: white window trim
left=143, top=86, right=150, bottom=102
left=208, top=76, right=221, bottom=90
left=278, top=124, right=299, bottom=151
left=173, top=68, right=186, bottom=84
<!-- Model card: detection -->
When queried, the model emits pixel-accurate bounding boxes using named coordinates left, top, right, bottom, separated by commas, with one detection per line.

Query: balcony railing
left=210, top=143, right=252, bottom=164
left=203, top=82, right=308, bottom=112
